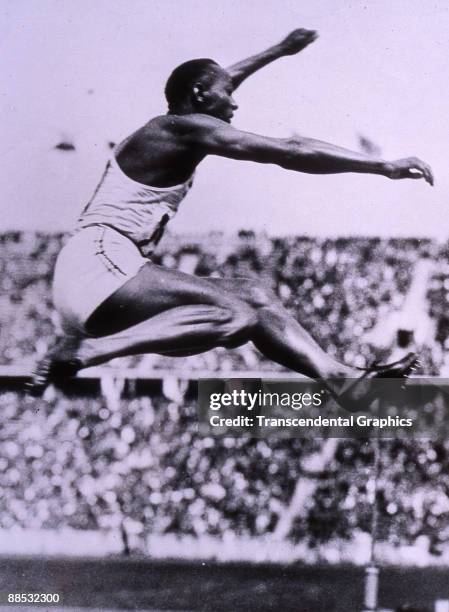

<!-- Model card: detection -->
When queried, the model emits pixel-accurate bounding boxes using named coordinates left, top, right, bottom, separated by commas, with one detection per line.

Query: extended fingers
left=412, top=159, right=434, bottom=186
left=423, top=163, right=434, bottom=186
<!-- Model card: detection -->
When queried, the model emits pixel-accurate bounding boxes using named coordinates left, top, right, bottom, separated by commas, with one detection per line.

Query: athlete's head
left=165, top=59, right=238, bottom=122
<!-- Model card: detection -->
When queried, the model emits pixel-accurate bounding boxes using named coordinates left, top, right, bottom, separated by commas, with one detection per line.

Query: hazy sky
left=1, top=0, right=448, bottom=237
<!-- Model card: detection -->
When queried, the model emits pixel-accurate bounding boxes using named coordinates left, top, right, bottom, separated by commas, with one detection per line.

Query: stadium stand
left=1, top=231, right=449, bottom=559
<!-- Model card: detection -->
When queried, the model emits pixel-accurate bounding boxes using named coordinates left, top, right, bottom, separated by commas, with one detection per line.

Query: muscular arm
left=226, top=29, right=318, bottom=90
left=181, top=115, right=434, bottom=185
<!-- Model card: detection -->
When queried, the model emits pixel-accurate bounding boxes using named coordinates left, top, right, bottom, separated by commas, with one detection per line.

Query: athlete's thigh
left=86, top=262, right=250, bottom=335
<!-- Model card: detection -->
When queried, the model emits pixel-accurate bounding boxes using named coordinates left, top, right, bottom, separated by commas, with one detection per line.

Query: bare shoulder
left=125, top=114, right=285, bottom=164
left=130, top=114, right=228, bottom=147
left=155, top=113, right=230, bottom=135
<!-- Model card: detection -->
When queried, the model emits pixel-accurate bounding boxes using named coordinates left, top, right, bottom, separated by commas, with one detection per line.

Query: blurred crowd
left=1, top=389, right=449, bottom=555
left=1, top=231, right=449, bottom=553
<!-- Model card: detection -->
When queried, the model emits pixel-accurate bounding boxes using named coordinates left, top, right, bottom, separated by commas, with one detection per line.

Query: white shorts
left=53, top=225, right=148, bottom=333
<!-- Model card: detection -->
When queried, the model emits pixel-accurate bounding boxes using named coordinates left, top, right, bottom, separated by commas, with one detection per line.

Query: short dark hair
left=164, top=58, right=219, bottom=111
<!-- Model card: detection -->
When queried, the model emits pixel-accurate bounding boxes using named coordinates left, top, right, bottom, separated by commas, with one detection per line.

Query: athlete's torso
left=77, top=116, right=201, bottom=256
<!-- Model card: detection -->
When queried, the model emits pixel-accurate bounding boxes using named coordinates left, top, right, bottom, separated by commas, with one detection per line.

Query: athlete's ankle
left=324, top=362, right=357, bottom=379
left=76, top=337, right=105, bottom=369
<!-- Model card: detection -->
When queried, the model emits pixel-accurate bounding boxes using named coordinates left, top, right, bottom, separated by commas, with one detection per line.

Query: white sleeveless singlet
left=77, top=149, right=194, bottom=256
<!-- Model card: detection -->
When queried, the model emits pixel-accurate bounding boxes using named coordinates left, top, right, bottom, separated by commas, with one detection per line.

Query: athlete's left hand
left=387, top=157, right=434, bottom=186
left=279, top=29, right=318, bottom=56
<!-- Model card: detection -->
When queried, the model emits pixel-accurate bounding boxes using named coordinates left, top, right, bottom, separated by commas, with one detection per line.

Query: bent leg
left=85, top=261, right=258, bottom=337
left=76, top=262, right=258, bottom=367
left=78, top=305, right=248, bottom=368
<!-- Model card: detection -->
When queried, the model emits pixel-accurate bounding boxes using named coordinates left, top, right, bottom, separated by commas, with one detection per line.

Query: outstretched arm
left=182, top=115, right=434, bottom=185
left=226, top=28, right=318, bottom=90
left=284, top=135, right=434, bottom=184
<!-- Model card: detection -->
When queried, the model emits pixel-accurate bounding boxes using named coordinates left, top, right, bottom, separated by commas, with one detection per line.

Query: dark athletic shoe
left=366, top=352, right=419, bottom=379
left=337, top=352, right=419, bottom=413
left=27, top=338, right=82, bottom=397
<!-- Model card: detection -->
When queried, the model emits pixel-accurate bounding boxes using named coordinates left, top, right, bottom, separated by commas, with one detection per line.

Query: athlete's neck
left=167, top=103, right=196, bottom=116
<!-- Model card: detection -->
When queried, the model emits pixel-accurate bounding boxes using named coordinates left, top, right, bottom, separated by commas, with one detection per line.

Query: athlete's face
left=200, top=70, right=238, bottom=123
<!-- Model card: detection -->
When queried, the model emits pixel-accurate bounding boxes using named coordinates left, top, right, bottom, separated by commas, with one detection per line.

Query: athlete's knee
left=243, top=279, right=278, bottom=309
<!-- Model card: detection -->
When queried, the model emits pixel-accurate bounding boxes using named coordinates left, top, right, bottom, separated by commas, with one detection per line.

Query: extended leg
left=206, top=278, right=418, bottom=409
left=208, top=278, right=356, bottom=379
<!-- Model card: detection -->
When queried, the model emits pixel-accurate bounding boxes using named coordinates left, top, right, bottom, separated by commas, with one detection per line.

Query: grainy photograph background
left=1, top=1, right=449, bottom=611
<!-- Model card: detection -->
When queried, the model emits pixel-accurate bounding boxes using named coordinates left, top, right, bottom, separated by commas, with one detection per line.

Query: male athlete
left=31, top=28, right=432, bottom=404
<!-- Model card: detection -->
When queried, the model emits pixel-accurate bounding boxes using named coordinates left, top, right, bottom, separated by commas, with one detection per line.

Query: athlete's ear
left=192, top=83, right=206, bottom=104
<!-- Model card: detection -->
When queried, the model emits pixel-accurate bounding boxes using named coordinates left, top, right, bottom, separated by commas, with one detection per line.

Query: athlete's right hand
left=387, top=157, right=434, bottom=186
left=279, top=29, right=318, bottom=56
